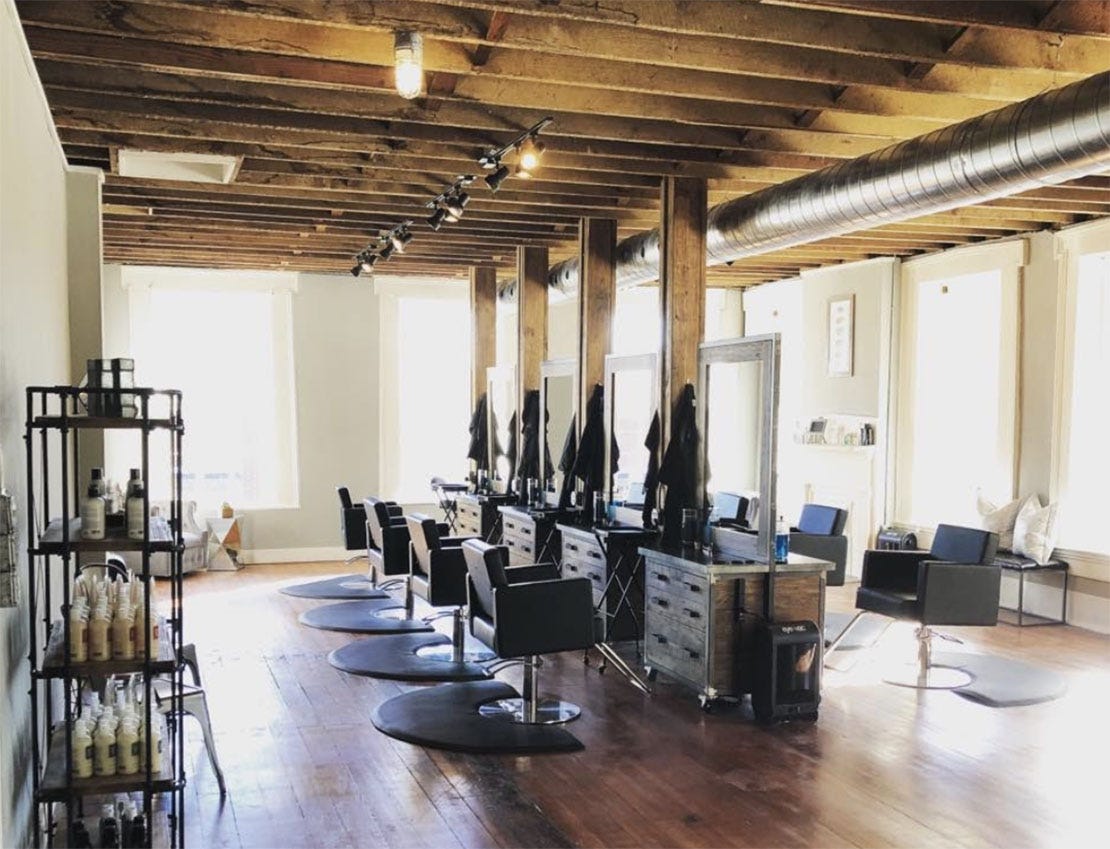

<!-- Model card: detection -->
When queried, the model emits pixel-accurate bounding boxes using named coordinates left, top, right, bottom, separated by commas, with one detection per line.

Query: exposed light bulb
left=394, top=32, right=424, bottom=100
left=518, top=137, right=544, bottom=172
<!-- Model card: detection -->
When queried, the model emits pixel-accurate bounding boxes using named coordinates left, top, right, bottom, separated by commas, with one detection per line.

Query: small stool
left=430, top=477, right=469, bottom=534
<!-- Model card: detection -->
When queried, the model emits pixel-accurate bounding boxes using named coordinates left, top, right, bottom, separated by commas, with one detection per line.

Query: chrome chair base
left=479, top=697, right=581, bottom=725
left=416, top=643, right=496, bottom=664
left=885, top=664, right=972, bottom=689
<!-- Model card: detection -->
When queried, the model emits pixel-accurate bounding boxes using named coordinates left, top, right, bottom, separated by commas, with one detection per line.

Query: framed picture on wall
left=827, top=295, right=854, bottom=377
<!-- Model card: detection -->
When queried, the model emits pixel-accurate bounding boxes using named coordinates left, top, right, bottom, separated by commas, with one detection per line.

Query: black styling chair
left=338, top=486, right=369, bottom=564
left=840, top=524, right=1000, bottom=689
left=789, top=504, right=849, bottom=587
left=462, top=540, right=595, bottom=725
left=365, top=497, right=409, bottom=590
left=406, top=514, right=493, bottom=663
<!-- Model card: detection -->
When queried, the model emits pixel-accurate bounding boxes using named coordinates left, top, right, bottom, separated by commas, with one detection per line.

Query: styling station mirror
left=698, top=334, right=780, bottom=563
left=604, top=352, right=660, bottom=526
left=486, top=364, right=517, bottom=493
left=539, top=358, right=577, bottom=505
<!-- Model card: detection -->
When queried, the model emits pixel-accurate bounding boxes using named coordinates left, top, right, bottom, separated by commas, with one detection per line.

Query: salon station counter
left=455, top=492, right=516, bottom=540
left=638, top=544, right=833, bottom=708
left=498, top=505, right=568, bottom=567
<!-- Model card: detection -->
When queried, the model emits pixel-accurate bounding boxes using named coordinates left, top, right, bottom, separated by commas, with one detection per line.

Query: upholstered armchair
left=337, top=486, right=368, bottom=562
left=365, top=497, right=409, bottom=587
left=850, top=523, right=1000, bottom=688
left=462, top=539, right=595, bottom=724
left=789, top=503, right=849, bottom=587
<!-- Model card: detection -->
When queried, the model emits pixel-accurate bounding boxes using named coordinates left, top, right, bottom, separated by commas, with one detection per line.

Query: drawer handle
left=683, top=608, right=701, bottom=620
left=522, top=527, right=532, bottom=536
left=654, top=572, right=670, bottom=583
left=651, top=633, right=668, bottom=645
left=587, top=550, right=602, bottom=560
left=684, top=648, right=700, bottom=660
left=506, top=539, right=516, bottom=548
left=567, top=543, right=579, bottom=552
left=587, top=572, right=601, bottom=582
left=653, top=598, right=670, bottom=609
left=566, top=563, right=579, bottom=573
left=687, top=583, right=702, bottom=593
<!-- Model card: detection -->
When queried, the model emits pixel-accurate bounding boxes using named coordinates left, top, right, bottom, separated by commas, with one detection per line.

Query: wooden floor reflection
left=169, top=562, right=1110, bottom=848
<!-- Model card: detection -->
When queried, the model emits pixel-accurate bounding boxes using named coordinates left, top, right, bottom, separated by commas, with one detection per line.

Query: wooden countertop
left=638, top=543, right=833, bottom=576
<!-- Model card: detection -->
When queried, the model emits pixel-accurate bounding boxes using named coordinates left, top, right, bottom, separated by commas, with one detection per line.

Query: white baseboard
left=240, top=546, right=348, bottom=565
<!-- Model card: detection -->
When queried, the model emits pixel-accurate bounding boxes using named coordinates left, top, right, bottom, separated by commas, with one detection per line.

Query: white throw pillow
left=1013, top=495, right=1060, bottom=565
left=976, top=492, right=1024, bottom=551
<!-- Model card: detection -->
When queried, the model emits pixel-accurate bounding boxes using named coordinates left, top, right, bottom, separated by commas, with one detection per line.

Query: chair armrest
left=440, top=535, right=478, bottom=548
left=386, top=504, right=403, bottom=517
left=383, top=524, right=410, bottom=547
left=505, top=564, right=560, bottom=583
left=437, top=523, right=451, bottom=536
left=917, top=561, right=1001, bottom=626
left=861, top=549, right=927, bottom=592
left=429, top=547, right=469, bottom=600
left=790, top=533, right=848, bottom=586
left=494, top=578, right=595, bottom=657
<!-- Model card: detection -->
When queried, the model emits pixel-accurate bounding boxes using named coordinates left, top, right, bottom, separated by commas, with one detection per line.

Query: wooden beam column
left=577, top=217, right=617, bottom=426
left=659, top=176, right=707, bottom=442
left=469, top=266, right=497, bottom=407
left=516, top=245, right=549, bottom=474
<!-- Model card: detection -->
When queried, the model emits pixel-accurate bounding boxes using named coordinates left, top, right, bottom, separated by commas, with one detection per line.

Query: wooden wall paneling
left=516, top=245, right=549, bottom=472
left=469, top=266, right=497, bottom=407
left=576, top=217, right=617, bottom=429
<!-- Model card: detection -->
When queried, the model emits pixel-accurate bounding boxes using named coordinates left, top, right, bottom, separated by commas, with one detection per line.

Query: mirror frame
left=697, top=333, right=780, bottom=564
left=486, top=364, right=517, bottom=494
left=538, top=357, right=578, bottom=505
left=604, top=352, right=660, bottom=525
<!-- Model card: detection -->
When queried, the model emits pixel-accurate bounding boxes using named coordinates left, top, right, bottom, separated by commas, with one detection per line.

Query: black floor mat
left=328, top=633, right=492, bottom=682
left=935, top=651, right=1068, bottom=707
left=298, top=599, right=433, bottom=634
left=279, top=574, right=389, bottom=600
left=372, top=680, right=583, bottom=754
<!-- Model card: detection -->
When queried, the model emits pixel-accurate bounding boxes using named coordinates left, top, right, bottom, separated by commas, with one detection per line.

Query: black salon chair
left=462, top=539, right=595, bottom=724
left=337, top=486, right=369, bottom=564
left=789, top=503, right=849, bottom=587
left=365, top=497, right=409, bottom=589
left=847, top=523, right=1000, bottom=688
left=406, top=514, right=493, bottom=663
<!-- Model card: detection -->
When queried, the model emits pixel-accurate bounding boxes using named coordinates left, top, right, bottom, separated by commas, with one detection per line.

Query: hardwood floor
left=168, top=562, right=1110, bottom=848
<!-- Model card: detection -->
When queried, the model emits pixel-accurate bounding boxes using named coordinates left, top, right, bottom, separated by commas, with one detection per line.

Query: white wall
left=0, top=1, right=74, bottom=843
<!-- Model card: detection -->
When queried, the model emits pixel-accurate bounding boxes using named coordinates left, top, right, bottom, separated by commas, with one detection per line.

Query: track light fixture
left=427, top=206, right=448, bottom=230
left=390, top=222, right=414, bottom=253
left=478, top=117, right=553, bottom=191
left=426, top=176, right=474, bottom=227
left=394, top=31, right=424, bottom=100
left=350, top=248, right=379, bottom=278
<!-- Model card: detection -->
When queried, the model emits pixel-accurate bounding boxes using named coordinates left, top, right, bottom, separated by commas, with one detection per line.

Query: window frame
left=893, top=239, right=1025, bottom=533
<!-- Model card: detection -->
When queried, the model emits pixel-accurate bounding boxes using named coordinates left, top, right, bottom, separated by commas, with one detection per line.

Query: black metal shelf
left=38, top=618, right=178, bottom=679
left=35, top=516, right=176, bottom=554
left=37, top=728, right=178, bottom=802
left=32, top=415, right=181, bottom=431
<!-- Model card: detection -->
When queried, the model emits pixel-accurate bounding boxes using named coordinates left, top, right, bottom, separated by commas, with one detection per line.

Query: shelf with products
left=25, top=385, right=186, bottom=849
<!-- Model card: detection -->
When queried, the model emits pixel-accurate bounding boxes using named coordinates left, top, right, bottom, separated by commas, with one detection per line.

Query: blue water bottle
left=774, top=515, right=789, bottom=563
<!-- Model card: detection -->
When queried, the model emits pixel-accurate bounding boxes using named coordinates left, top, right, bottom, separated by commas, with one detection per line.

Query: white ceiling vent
left=116, top=150, right=242, bottom=184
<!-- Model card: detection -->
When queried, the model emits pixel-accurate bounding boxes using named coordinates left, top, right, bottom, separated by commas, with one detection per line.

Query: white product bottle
left=112, top=603, right=135, bottom=660
left=126, top=479, right=146, bottom=541
left=138, top=716, right=163, bottom=773
left=70, top=718, right=94, bottom=779
left=132, top=595, right=147, bottom=660
left=116, top=718, right=140, bottom=775
left=68, top=601, right=89, bottom=663
left=88, top=604, right=111, bottom=661
left=93, top=718, right=117, bottom=776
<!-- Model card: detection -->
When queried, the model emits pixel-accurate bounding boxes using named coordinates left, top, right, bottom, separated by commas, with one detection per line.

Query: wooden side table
left=207, top=516, right=243, bottom=571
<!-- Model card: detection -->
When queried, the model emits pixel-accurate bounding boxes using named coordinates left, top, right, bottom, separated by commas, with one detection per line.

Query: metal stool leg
left=182, top=691, right=227, bottom=796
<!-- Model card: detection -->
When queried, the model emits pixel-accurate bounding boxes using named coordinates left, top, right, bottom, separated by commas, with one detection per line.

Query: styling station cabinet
left=455, top=492, right=515, bottom=542
left=498, top=506, right=563, bottom=567
left=639, top=545, right=831, bottom=709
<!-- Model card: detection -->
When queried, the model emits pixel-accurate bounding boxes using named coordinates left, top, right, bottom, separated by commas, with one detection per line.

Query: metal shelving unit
left=25, top=386, right=186, bottom=848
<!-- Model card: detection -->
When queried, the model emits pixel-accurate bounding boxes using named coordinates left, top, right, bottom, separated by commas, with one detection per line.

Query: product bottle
left=117, top=718, right=140, bottom=775
left=112, top=603, right=135, bottom=660
left=129, top=810, right=147, bottom=848
left=99, top=803, right=119, bottom=849
left=80, top=477, right=106, bottom=541
left=132, top=594, right=147, bottom=660
left=126, top=480, right=146, bottom=541
left=93, top=718, right=117, bottom=776
left=89, top=603, right=112, bottom=661
left=68, top=600, right=89, bottom=663
left=774, top=515, right=790, bottom=564
left=70, top=718, right=94, bottom=779
left=71, top=820, right=93, bottom=849
left=118, top=801, right=133, bottom=848
left=126, top=468, right=142, bottom=499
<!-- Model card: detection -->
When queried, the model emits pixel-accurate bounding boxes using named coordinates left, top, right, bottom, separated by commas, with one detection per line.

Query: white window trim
left=1050, top=219, right=1110, bottom=581
left=893, top=238, right=1026, bottom=531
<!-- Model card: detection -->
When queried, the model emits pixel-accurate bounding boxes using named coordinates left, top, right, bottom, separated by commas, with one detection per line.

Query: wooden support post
left=469, top=266, right=497, bottom=407
left=577, top=217, right=617, bottom=429
left=659, top=176, right=707, bottom=443
left=516, top=245, right=549, bottom=472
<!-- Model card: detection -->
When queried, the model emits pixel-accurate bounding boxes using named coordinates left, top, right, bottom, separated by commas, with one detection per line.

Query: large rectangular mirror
left=698, top=334, right=780, bottom=563
left=604, top=353, right=660, bottom=524
left=486, top=364, right=517, bottom=493
left=539, top=358, right=577, bottom=503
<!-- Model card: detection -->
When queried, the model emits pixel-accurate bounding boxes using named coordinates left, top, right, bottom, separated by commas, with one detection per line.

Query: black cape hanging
left=466, top=392, right=489, bottom=471
left=658, top=383, right=699, bottom=545
left=557, top=415, right=577, bottom=510
left=572, top=384, right=607, bottom=509
left=641, top=410, right=661, bottom=527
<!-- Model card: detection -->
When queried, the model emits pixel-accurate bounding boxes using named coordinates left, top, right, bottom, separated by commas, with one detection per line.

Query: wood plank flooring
left=167, top=562, right=1110, bottom=848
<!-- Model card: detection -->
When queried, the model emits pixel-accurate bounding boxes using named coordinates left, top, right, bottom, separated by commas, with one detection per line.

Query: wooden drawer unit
left=455, top=495, right=483, bottom=539
left=560, top=526, right=644, bottom=643
left=642, top=552, right=740, bottom=704
left=499, top=508, right=562, bottom=567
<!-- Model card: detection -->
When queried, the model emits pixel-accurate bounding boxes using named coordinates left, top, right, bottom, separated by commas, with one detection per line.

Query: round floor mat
left=298, top=599, right=433, bottom=634
left=371, top=680, right=583, bottom=753
left=328, top=633, right=492, bottom=682
left=279, top=574, right=389, bottom=600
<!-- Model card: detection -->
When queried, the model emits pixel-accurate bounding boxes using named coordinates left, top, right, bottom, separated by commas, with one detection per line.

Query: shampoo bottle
left=126, top=479, right=146, bottom=541
left=93, top=718, right=117, bottom=776
left=112, top=603, right=135, bottom=660
left=70, top=718, right=94, bottom=779
left=79, top=476, right=106, bottom=541
left=116, top=718, right=140, bottom=775
left=89, top=603, right=112, bottom=661
left=68, top=600, right=89, bottom=662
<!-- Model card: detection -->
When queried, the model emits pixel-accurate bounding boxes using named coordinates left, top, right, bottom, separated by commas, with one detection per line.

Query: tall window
left=123, top=269, right=299, bottom=511
left=378, top=280, right=471, bottom=503
left=1054, top=224, right=1110, bottom=555
left=895, top=243, right=1022, bottom=528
